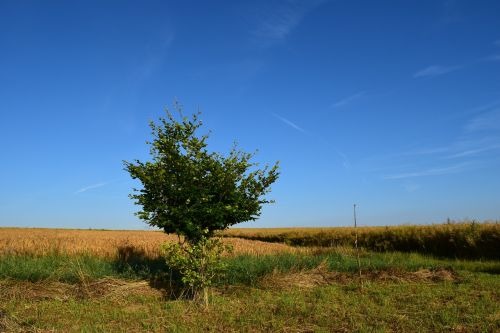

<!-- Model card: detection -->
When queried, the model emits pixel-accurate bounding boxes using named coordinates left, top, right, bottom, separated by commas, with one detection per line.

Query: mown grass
left=1, top=244, right=499, bottom=331
left=224, top=221, right=500, bottom=259
left=0, top=236, right=500, bottom=332
left=2, top=270, right=499, bottom=332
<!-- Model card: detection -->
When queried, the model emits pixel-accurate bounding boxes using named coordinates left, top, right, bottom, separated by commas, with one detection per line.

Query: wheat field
left=2, top=222, right=499, bottom=260
left=0, top=228, right=300, bottom=258
left=223, top=221, right=500, bottom=259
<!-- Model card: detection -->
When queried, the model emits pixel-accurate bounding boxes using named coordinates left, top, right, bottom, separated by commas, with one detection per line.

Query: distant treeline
left=223, top=221, right=500, bottom=259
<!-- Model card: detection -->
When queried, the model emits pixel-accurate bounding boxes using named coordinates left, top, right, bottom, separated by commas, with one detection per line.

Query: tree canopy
left=124, top=105, right=279, bottom=243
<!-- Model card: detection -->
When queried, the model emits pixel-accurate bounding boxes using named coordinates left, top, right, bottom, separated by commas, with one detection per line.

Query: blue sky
left=1, top=0, right=500, bottom=229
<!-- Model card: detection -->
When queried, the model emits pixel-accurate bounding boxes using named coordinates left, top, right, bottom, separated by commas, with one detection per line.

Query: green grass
left=1, top=250, right=499, bottom=284
left=222, top=250, right=500, bottom=286
left=2, top=273, right=499, bottom=332
left=1, top=250, right=499, bottom=332
left=0, top=254, right=136, bottom=282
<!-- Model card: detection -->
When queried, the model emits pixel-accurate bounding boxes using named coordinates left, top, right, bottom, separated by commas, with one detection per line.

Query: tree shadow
left=474, top=266, right=500, bottom=275
left=114, top=244, right=191, bottom=300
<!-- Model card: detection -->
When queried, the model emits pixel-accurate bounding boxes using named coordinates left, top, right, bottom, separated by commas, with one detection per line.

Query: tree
left=123, top=102, right=279, bottom=304
left=124, top=103, right=279, bottom=243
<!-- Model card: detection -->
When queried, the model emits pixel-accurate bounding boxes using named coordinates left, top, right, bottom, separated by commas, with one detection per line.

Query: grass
left=1, top=227, right=499, bottom=331
left=0, top=254, right=133, bottom=282
left=3, top=280, right=499, bottom=331
left=1, top=254, right=499, bottom=332
left=1, top=248, right=499, bottom=285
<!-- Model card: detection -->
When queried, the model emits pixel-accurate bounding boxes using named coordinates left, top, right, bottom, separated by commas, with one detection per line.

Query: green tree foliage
left=123, top=103, right=280, bottom=243
left=161, top=233, right=232, bottom=305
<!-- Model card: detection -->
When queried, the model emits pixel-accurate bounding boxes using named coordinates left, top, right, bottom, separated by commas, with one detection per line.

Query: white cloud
left=272, top=113, right=306, bottom=133
left=401, top=147, right=451, bottom=156
left=258, top=9, right=301, bottom=40
left=253, top=0, right=325, bottom=46
left=137, top=31, right=175, bottom=80
left=465, top=109, right=500, bottom=132
left=403, top=183, right=420, bottom=192
left=413, top=65, right=461, bottom=78
left=444, top=100, right=500, bottom=123
left=75, top=182, right=108, bottom=194
left=334, top=149, right=351, bottom=169
left=331, top=91, right=366, bottom=108
left=466, top=100, right=500, bottom=114
left=494, top=39, right=500, bottom=47
left=383, top=163, right=469, bottom=180
left=445, top=144, right=500, bottom=159
left=483, top=54, right=500, bottom=62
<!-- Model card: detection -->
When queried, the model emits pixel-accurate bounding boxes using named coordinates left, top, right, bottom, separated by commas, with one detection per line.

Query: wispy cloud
left=190, top=59, right=264, bottom=84
left=444, top=144, right=500, bottom=159
left=443, top=100, right=500, bottom=123
left=465, top=109, right=500, bottom=132
left=272, top=113, right=306, bottom=133
left=441, top=0, right=462, bottom=24
left=253, top=0, right=325, bottom=46
left=257, top=9, right=301, bottom=41
left=403, top=183, right=420, bottom=192
left=383, top=163, right=470, bottom=180
left=334, top=149, right=351, bottom=170
left=331, top=91, right=366, bottom=108
left=137, top=31, right=175, bottom=80
left=374, top=100, right=500, bottom=181
left=494, top=39, right=500, bottom=47
left=399, top=136, right=500, bottom=164
left=465, top=100, right=500, bottom=115
left=414, top=65, right=461, bottom=78
left=75, top=182, right=108, bottom=194
left=482, top=54, right=500, bottom=62
left=401, top=146, right=450, bottom=156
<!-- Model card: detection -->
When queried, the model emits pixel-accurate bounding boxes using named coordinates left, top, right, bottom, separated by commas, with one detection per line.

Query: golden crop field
left=0, top=228, right=300, bottom=259
left=223, top=221, right=500, bottom=259
left=224, top=221, right=500, bottom=238
left=1, top=221, right=498, bottom=260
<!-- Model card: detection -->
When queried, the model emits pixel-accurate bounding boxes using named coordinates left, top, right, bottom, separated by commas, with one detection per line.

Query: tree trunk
left=203, top=287, right=208, bottom=308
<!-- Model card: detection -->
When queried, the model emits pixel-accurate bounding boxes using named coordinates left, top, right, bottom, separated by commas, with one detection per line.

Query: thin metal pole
left=353, top=204, right=362, bottom=281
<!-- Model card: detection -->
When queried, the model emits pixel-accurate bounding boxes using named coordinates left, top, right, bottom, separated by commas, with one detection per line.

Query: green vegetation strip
left=1, top=250, right=498, bottom=285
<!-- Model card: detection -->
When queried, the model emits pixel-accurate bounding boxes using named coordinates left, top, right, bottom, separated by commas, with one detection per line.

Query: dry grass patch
left=0, top=277, right=164, bottom=303
left=260, top=263, right=459, bottom=290
left=0, top=309, right=23, bottom=333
